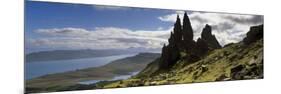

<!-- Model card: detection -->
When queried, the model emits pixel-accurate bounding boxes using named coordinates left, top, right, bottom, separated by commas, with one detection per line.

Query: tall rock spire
left=158, top=14, right=222, bottom=70
left=182, top=12, right=194, bottom=41
left=173, top=15, right=182, bottom=43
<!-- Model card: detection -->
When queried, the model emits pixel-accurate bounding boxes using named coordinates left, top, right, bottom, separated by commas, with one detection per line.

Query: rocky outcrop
left=243, top=25, right=263, bottom=45
left=159, top=12, right=222, bottom=70
left=195, top=24, right=222, bottom=56
left=195, top=38, right=209, bottom=56
left=100, top=24, right=264, bottom=88
left=230, top=62, right=263, bottom=80
left=159, top=43, right=180, bottom=69
left=201, top=24, right=222, bottom=49
left=159, top=16, right=182, bottom=69
left=182, top=12, right=194, bottom=41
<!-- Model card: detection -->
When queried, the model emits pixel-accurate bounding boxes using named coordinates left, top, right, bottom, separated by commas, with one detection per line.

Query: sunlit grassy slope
left=102, top=39, right=263, bottom=88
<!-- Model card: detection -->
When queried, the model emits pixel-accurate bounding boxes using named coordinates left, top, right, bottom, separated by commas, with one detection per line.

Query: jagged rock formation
left=195, top=24, right=222, bottom=56
left=243, top=24, right=263, bottom=45
left=201, top=24, right=222, bottom=49
left=230, top=25, right=264, bottom=80
left=101, top=25, right=263, bottom=88
left=183, top=13, right=194, bottom=41
left=159, top=12, right=221, bottom=70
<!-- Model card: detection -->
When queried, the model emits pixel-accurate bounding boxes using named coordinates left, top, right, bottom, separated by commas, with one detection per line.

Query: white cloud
left=93, top=5, right=130, bottom=10
left=27, top=11, right=263, bottom=52
left=158, top=13, right=183, bottom=22
left=27, top=27, right=172, bottom=51
left=158, top=11, right=263, bottom=46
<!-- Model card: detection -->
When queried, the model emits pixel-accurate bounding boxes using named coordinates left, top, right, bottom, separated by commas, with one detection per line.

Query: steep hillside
left=99, top=16, right=263, bottom=88
left=102, top=34, right=263, bottom=88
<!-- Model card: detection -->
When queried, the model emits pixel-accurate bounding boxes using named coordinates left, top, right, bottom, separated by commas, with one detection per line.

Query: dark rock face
left=173, top=15, right=183, bottom=44
left=159, top=12, right=222, bottom=70
left=243, top=25, right=263, bottom=45
left=230, top=63, right=263, bottom=80
left=159, top=43, right=180, bottom=69
left=195, top=38, right=209, bottom=56
left=195, top=24, right=222, bottom=56
left=231, top=65, right=246, bottom=80
left=201, top=24, right=222, bottom=49
left=182, top=12, right=194, bottom=41
left=159, top=16, right=182, bottom=69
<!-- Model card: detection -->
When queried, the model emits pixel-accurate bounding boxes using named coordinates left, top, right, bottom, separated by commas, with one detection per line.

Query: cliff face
left=159, top=12, right=222, bottom=70
left=243, top=24, right=263, bottom=45
left=201, top=24, right=222, bottom=49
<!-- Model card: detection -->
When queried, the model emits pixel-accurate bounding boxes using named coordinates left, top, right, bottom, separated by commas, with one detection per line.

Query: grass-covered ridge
left=101, top=39, right=263, bottom=88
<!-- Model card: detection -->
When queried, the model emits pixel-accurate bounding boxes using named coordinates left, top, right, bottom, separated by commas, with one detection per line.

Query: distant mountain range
left=26, top=48, right=160, bottom=62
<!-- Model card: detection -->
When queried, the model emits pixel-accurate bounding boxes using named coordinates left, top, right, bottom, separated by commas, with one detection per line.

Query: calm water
left=78, top=71, right=140, bottom=85
left=25, top=54, right=136, bottom=80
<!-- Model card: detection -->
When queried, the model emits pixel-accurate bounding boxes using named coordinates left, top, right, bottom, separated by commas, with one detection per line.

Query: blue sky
left=25, top=1, right=263, bottom=53
left=26, top=1, right=173, bottom=39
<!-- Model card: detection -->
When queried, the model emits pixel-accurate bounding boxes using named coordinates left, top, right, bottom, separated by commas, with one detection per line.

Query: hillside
left=102, top=39, right=263, bottom=88
left=25, top=53, right=160, bottom=93
left=98, top=14, right=263, bottom=88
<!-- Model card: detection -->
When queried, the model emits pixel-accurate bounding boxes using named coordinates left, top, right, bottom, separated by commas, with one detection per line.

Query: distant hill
left=26, top=53, right=160, bottom=93
left=26, top=48, right=159, bottom=62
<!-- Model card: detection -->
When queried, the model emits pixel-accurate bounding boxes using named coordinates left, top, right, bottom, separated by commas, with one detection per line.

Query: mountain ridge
left=98, top=13, right=263, bottom=88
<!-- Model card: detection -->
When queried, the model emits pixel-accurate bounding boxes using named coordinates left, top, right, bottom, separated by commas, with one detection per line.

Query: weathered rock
left=216, top=74, right=229, bottom=81
left=195, top=38, right=209, bottom=56
left=173, top=15, right=183, bottom=44
left=201, top=24, right=222, bottom=49
left=159, top=43, right=180, bottom=69
left=182, top=12, right=194, bottom=41
left=243, top=25, right=263, bottom=45
left=231, top=65, right=246, bottom=80
left=230, top=62, right=263, bottom=80
left=159, top=13, right=222, bottom=70
left=159, top=15, right=184, bottom=69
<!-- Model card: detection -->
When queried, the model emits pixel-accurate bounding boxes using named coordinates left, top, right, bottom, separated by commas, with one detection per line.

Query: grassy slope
left=101, top=39, right=263, bottom=88
left=26, top=53, right=160, bottom=92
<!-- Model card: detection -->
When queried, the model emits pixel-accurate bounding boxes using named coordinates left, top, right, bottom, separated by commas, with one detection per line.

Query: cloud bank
left=26, top=10, right=263, bottom=52
left=26, top=27, right=171, bottom=51
left=158, top=11, right=263, bottom=45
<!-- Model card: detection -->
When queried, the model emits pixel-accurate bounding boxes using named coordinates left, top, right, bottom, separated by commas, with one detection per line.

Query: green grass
left=26, top=53, right=160, bottom=93
left=102, top=39, right=263, bottom=88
